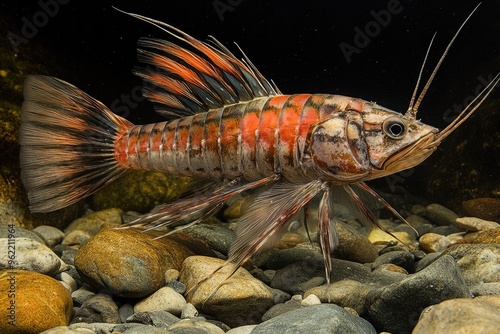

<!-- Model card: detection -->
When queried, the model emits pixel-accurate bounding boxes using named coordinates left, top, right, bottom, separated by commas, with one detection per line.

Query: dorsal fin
left=119, top=10, right=280, bottom=118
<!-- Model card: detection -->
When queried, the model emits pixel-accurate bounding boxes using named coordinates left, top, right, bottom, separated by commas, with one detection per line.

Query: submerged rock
left=0, top=270, right=72, bottom=334
left=75, top=228, right=213, bottom=298
left=91, top=170, right=192, bottom=213
left=252, top=304, right=376, bottom=334
left=413, top=298, right=500, bottom=334
left=180, top=256, right=274, bottom=327
left=462, top=197, right=500, bottom=222
left=441, top=243, right=500, bottom=296
left=134, top=287, right=187, bottom=316
left=0, top=237, right=65, bottom=276
left=366, top=255, right=471, bottom=333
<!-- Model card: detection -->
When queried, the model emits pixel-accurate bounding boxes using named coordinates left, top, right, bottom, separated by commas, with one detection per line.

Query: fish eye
left=383, top=117, right=407, bottom=139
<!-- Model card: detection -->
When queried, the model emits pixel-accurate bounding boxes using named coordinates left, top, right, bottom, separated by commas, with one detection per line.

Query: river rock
left=69, top=322, right=173, bottom=333
left=225, top=325, right=257, bottom=334
left=134, top=287, right=187, bottom=316
left=462, top=228, right=500, bottom=244
left=72, top=293, right=120, bottom=324
left=304, top=279, right=372, bottom=315
left=454, top=216, right=500, bottom=231
left=179, top=256, right=274, bottom=327
left=462, top=197, right=500, bottom=222
left=39, top=327, right=94, bottom=334
left=62, top=230, right=92, bottom=248
left=371, top=251, right=415, bottom=273
left=33, top=225, right=65, bottom=248
left=91, top=170, right=192, bottom=213
left=184, top=224, right=235, bottom=255
left=367, top=228, right=412, bottom=245
left=75, top=228, right=213, bottom=298
left=419, top=233, right=451, bottom=253
left=366, top=255, right=471, bottom=333
left=261, top=295, right=302, bottom=321
left=270, top=261, right=324, bottom=294
left=252, top=304, right=376, bottom=334
left=441, top=243, right=500, bottom=295
left=413, top=298, right=500, bottom=334
left=167, top=319, right=225, bottom=334
left=0, top=224, right=44, bottom=243
left=425, top=203, right=459, bottom=226
left=126, top=310, right=180, bottom=328
left=64, top=208, right=123, bottom=236
left=0, top=237, right=65, bottom=276
left=0, top=270, right=72, bottom=334
left=333, top=222, right=378, bottom=264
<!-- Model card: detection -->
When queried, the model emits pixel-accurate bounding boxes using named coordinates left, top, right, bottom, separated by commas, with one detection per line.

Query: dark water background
left=1, top=0, right=499, bottom=205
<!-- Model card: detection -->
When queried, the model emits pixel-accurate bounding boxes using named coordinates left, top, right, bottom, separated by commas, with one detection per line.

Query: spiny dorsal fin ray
left=117, top=9, right=279, bottom=118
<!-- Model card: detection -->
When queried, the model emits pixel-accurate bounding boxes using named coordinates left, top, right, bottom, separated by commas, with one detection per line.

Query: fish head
left=360, top=103, right=439, bottom=180
left=309, top=97, right=439, bottom=183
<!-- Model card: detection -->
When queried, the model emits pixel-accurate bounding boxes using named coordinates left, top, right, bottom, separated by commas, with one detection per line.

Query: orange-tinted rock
left=0, top=270, right=72, bottom=334
left=462, top=198, right=500, bottom=222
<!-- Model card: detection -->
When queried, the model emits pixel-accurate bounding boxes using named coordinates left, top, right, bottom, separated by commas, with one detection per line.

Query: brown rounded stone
left=413, top=298, right=500, bottom=334
left=463, top=228, right=500, bottom=244
left=333, top=222, right=378, bottom=263
left=0, top=269, right=72, bottom=334
left=74, top=228, right=213, bottom=298
left=180, top=256, right=274, bottom=327
left=462, top=198, right=500, bottom=222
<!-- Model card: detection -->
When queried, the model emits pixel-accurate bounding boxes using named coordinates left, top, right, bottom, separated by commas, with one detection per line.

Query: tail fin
left=20, top=75, right=134, bottom=213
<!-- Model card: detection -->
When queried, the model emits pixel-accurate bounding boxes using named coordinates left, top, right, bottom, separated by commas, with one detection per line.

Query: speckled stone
left=333, top=222, right=378, bottom=264
left=0, top=237, right=65, bottom=276
left=454, top=217, right=500, bottom=231
left=180, top=256, right=274, bottom=327
left=75, top=228, right=213, bottom=298
left=0, top=270, right=72, bottom=334
left=33, top=225, right=65, bottom=248
left=253, top=304, right=376, bottom=334
left=462, top=197, right=500, bottom=222
left=72, top=293, right=120, bottom=324
left=419, top=233, right=451, bottom=253
left=462, top=228, right=500, bottom=244
left=366, top=255, right=471, bottom=333
left=304, top=279, right=372, bottom=315
left=413, top=298, right=500, bottom=334
left=64, top=208, right=123, bottom=236
left=134, top=287, right=187, bottom=316
left=167, top=319, right=225, bottom=334
left=441, top=243, right=500, bottom=295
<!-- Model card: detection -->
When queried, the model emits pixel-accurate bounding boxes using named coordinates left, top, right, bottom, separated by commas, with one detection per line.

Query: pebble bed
left=1, top=196, right=500, bottom=334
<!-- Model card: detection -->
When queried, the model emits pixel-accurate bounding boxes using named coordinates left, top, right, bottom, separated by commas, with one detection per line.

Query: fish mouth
left=382, top=132, right=439, bottom=175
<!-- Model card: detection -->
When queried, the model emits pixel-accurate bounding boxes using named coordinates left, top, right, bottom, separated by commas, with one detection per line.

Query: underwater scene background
left=0, top=1, right=499, bottom=333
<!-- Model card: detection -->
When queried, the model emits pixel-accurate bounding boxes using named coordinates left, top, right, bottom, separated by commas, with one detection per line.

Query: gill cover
left=310, top=111, right=370, bottom=182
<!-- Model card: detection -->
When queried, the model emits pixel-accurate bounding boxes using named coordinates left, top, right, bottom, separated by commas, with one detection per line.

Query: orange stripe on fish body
left=256, top=95, right=289, bottom=175
left=277, top=94, right=311, bottom=181
left=240, top=98, right=268, bottom=181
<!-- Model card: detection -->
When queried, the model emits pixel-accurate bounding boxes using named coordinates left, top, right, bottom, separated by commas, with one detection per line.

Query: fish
left=19, top=5, right=499, bottom=290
